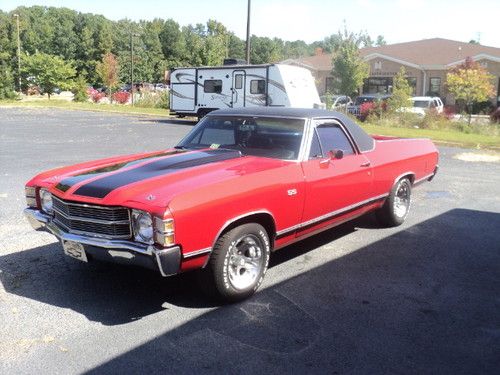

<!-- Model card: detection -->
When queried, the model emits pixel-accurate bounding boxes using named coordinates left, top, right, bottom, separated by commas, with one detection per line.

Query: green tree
left=376, top=35, right=386, bottom=46
left=72, top=75, right=88, bottom=102
left=331, top=40, right=369, bottom=96
left=446, top=57, right=494, bottom=123
left=96, top=52, right=119, bottom=98
left=22, top=52, right=75, bottom=99
left=387, top=67, right=412, bottom=113
left=0, top=62, right=17, bottom=99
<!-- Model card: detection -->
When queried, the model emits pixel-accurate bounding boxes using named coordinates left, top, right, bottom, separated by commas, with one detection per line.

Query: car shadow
left=0, top=216, right=359, bottom=325
left=80, top=208, right=499, bottom=374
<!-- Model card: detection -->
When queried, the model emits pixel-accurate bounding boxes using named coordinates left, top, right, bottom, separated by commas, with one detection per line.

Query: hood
left=32, top=148, right=285, bottom=212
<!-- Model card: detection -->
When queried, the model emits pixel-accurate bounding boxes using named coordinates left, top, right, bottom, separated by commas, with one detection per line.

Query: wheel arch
left=393, top=171, right=415, bottom=186
left=203, top=211, right=277, bottom=267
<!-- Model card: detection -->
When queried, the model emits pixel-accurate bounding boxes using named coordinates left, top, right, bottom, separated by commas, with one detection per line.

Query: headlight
left=132, top=210, right=154, bottom=244
left=39, top=188, right=53, bottom=213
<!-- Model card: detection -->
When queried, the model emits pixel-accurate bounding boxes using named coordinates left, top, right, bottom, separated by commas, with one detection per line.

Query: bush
left=134, top=91, right=169, bottom=109
left=112, top=91, right=130, bottom=104
left=88, top=88, right=105, bottom=103
left=72, top=76, right=88, bottom=102
left=0, top=64, right=18, bottom=100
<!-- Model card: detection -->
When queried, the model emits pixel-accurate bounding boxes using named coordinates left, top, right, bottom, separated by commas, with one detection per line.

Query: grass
left=0, top=99, right=171, bottom=117
left=361, top=123, right=500, bottom=150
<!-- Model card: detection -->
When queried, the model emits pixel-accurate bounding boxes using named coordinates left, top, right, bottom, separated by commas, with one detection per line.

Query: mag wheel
left=376, top=177, right=412, bottom=227
left=200, top=223, right=270, bottom=302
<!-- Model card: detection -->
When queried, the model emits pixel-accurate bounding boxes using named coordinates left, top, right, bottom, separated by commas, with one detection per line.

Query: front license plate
left=62, top=240, right=88, bottom=262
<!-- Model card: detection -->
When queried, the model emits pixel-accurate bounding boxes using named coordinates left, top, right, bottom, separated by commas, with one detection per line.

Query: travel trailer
left=169, top=62, right=322, bottom=118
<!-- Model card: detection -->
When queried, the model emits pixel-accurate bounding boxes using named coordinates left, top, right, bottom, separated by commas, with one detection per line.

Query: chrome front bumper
left=24, top=208, right=181, bottom=276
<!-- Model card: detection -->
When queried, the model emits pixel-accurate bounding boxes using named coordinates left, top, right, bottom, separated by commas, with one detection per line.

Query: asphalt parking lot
left=1, top=107, right=499, bottom=374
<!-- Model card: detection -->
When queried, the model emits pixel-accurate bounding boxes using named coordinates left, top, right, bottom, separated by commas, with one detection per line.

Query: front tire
left=376, top=177, right=412, bottom=227
left=200, top=223, right=270, bottom=302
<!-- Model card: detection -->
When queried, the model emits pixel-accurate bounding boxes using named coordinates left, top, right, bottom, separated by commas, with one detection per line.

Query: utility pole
left=245, top=0, right=251, bottom=64
left=13, top=14, right=21, bottom=93
left=130, top=32, right=134, bottom=106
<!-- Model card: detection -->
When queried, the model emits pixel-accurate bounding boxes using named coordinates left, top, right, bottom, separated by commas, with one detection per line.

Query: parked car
left=332, top=95, right=352, bottom=108
left=347, top=94, right=391, bottom=118
left=24, top=108, right=439, bottom=302
left=407, top=96, right=444, bottom=117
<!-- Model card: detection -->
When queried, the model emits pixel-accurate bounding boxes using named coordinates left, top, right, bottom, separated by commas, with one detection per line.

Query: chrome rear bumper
left=24, top=208, right=180, bottom=276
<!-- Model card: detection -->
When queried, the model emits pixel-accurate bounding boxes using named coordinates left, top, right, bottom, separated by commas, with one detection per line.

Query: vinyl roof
left=209, top=107, right=375, bottom=152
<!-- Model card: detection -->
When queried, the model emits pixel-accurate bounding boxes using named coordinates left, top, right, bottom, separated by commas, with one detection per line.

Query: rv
left=169, top=63, right=322, bottom=118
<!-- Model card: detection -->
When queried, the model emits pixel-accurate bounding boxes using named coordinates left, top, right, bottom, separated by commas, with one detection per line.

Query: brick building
left=283, top=38, right=500, bottom=105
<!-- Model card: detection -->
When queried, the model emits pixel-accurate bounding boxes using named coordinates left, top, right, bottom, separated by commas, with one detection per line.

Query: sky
left=3, top=0, right=500, bottom=48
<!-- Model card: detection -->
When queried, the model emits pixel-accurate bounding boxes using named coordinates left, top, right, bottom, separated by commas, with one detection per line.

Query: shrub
left=88, top=88, right=105, bottom=103
left=134, top=91, right=169, bottom=109
left=359, top=102, right=375, bottom=121
left=72, top=76, right=88, bottom=102
left=112, top=91, right=130, bottom=104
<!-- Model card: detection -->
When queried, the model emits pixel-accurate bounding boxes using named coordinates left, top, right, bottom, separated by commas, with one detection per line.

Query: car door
left=299, top=120, right=374, bottom=235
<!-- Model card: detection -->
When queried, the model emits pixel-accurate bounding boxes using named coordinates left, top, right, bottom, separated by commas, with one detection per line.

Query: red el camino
left=24, top=108, right=439, bottom=301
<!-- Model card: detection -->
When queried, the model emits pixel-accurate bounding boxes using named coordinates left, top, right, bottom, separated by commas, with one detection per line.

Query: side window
left=250, top=80, right=266, bottom=94
left=204, top=80, right=222, bottom=93
left=316, top=124, right=355, bottom=156
left=309, top=130, right=323, bottom=158
left=234, top=74, right=243, bottom=89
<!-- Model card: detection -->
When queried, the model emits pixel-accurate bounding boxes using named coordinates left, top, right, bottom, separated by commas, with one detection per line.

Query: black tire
left=199, top=223, right=270, bottom=302
left=376, top=177, right=412, bottom=227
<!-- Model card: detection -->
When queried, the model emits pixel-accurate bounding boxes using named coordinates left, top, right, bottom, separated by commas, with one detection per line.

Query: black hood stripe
left=73, top=149, right=242, bottom=199
left=56, top=151, right=181, bottom=193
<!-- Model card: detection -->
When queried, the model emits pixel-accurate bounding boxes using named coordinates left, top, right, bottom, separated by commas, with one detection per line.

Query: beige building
left=283, top=38, right=500, bottom=105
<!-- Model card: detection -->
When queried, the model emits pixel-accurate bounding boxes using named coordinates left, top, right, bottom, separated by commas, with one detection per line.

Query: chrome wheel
left=227, top=234, right=264, bottom=290
left=394, top=180, right=411, bottom=218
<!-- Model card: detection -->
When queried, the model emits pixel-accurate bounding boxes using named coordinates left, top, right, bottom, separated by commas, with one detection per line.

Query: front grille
left=52, top=196, right=131, bottom=239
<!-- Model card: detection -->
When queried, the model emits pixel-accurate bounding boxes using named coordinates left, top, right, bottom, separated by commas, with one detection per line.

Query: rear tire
left=376, top=177, right=412, bottom=227
left=199, top=223, right=270, bottom=302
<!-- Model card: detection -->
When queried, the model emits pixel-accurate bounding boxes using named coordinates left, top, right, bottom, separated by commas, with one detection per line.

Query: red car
left=24, top=108, right=439, bottom=301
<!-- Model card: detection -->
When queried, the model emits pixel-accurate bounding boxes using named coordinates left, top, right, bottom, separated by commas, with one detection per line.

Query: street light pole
left=245, top=0, right=251, bottom=64
left=130, top=32, right=134, bottom=106
left=13, top=14, right=21, bottom=92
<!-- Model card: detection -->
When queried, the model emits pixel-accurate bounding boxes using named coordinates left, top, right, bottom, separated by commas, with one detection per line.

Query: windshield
left=177, top=116, right=305, bottom=160
left=412, top=100, right=431, bottom=108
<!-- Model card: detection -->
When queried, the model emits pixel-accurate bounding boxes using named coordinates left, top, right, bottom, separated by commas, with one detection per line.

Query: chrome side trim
left=183, top=247, right=212, bottom=259
left=24, top=208, right=153, bottom=255
left=393, top=171, right=416, bottom=186
left=276, top=193, right=389, bottom=237
left=414, top=172, right=435, bottom=185
left=211, top=209, right=275, bottom=251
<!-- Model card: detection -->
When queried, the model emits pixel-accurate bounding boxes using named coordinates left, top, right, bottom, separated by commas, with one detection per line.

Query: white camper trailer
left=169, top=63, right=322, bottom=118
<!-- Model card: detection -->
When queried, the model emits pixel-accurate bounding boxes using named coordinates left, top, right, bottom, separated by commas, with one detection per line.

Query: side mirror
left=328, top=149, right=344, bottom=160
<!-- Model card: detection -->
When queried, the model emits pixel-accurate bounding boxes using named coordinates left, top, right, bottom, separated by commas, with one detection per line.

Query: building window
left=204, top=80, right=222, bottom=93
left=325, top=77, right=335, bottom=93
left=407, top=77, right=417, bottom=95
left=374, top=61, right=382, bottom=70
left=429, top=77, right=441, bottom=96
left=363, top=77, right=393, bottom=94
left=234, top=74, right=243, bottom=89
left=250, top=80, right=266, bottom=94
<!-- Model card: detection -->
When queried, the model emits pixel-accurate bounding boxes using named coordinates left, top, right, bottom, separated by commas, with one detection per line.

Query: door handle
left=360, top=161, right=371, bottom=167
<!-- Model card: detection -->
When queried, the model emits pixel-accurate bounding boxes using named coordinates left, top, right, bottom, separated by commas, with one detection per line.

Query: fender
left=201, top=209, right=277, bottom=268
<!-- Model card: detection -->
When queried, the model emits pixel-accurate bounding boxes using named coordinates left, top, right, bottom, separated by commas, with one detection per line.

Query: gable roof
left=285, top=38, right=500, bottom=71
left=360, top=38, right=500, bottom=66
